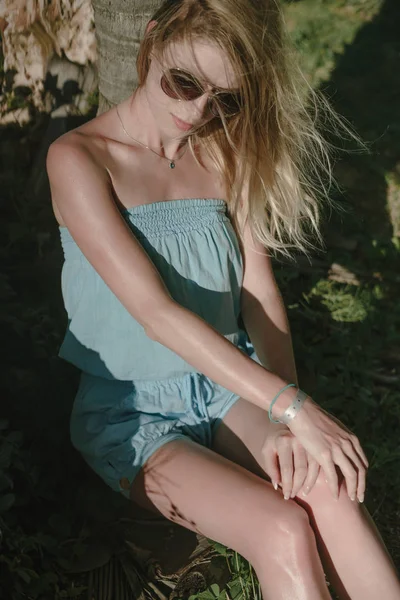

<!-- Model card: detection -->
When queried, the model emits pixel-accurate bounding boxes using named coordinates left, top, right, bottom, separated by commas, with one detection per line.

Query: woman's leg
left=130, top=436, right=331, bottom=600
left=211, top=397, right=400, bottom=600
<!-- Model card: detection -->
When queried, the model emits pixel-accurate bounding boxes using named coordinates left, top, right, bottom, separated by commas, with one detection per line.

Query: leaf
left=0, top=493, right=15, bottom=512
left=6, top=430, right=23, bottom=445
left=57, top=557, right=73, bottom=571
left=35, top=532, right=58, bottom=551
left=226, top=578, right=243, bottom=600
left=16, top=568, right=31, bottom=583
left=48, top=513, right=72, bottom=537
left=210, top=584, right=220, bottom=597
left=211, top=542, right=227, bottom=556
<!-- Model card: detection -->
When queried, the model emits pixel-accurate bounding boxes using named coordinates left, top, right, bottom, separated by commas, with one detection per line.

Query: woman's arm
left=241, top=293, right=298, bottom=386
left=239, top=221, right=298, bottom=385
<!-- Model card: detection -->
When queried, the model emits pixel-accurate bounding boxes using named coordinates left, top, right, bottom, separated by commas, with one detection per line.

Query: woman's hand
left=261, top=426, right=320, bottom=500
left=287, top=396, right=369, bottom=502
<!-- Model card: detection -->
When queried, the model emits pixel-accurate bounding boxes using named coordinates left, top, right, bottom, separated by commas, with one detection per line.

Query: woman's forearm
left=240, top=292, right=298, bottom=386
left=146, top=300, right=298, bottom=419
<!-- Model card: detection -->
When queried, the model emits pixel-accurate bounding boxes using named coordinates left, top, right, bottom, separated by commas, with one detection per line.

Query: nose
left=190, top=91, right=212, bottom=119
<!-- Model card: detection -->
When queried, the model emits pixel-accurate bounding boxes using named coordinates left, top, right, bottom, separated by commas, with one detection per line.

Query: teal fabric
left=70, top=370, right=247, bottom=498
left=59, top=199, right=244, bottom=381
left=59, top=198, right=260, bottom=496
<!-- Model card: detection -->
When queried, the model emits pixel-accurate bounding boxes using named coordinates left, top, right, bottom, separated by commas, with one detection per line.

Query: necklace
left=115, top=104, right=188, bottom=169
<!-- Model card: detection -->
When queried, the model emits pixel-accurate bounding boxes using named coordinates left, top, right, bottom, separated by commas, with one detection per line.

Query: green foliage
left=187, top=548, right=261, bottom=600
left=86, top=89, right=99, bottom=112
left=284, top=0, right=383, bottom=87
left=0, top=420, right=90, bottom=599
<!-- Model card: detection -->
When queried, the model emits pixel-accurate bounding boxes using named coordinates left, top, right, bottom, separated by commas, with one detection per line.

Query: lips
left=172, top=115, right=193, bottom=131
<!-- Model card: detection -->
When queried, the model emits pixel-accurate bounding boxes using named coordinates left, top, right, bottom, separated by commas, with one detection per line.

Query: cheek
left=147, top=78, right=172, bottom=110
left=150, top=90, right=178, bottom=124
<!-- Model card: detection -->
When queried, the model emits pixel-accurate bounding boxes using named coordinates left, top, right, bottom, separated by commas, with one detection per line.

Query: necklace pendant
left=169, top=161, right=175, bottom=169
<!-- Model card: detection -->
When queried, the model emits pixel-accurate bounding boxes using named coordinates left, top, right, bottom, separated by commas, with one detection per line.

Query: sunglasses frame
left=160, top=67, right=242, bottom=118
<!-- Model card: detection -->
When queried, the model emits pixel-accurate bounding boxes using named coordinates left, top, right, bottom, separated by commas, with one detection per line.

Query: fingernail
left=284, top=493, right=289, bottom=500
left=351, top=494, right=356, bottom=502
left=272, top=481, right=278, bottom=491
left=302, top=486, right=310, bottom=497
left=358, top=494, right=364, bottom=503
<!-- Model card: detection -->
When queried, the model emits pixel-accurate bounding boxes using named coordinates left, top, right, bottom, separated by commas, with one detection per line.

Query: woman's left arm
left=240, top=223, right=298, bottom=386
left=241, top=287, right=299, bottom=387
left=239, top=223, right=320, bottom=498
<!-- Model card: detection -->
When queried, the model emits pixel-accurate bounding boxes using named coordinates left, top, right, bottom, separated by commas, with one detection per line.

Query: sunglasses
left=160, top=67, right=242, bottom=118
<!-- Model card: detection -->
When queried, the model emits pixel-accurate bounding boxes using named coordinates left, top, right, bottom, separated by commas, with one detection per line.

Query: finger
left=276, top=439, right=294, bottom=500
left=341, top=440, right=367, bottom=502
left=351, top=435, right=369, bottom=469
left=320, top=452, right=339, bottom=500
left=291, top=444, right=308, bottom=498
left=332, top=446, right=358, bottom=501
left=262, top=448, right=281, bottom=490
left=300, top=458, right=320, bottom=497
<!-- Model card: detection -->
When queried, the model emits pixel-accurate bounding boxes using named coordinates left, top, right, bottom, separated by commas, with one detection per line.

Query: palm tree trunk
left=92, top=0, right=163, bottom=114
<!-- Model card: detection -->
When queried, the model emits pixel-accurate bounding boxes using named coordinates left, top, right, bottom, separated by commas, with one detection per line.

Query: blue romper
left=59, top=198, right=260, bottom=498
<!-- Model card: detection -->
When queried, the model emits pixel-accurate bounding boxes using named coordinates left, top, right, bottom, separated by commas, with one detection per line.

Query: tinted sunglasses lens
left=210, top=93, right=242, bottom=117
left=161, top=69, right=201, bottom=100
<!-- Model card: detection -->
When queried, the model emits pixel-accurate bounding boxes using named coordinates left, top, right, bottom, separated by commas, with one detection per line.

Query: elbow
left=140, top=298, right=176, bottom=342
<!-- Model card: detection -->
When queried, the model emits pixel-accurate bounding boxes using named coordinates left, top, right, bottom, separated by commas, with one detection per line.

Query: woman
left=47, top=0, right=400, bottom=597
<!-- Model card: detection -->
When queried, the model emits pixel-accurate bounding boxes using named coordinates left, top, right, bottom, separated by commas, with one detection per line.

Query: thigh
left=130, top=437, right=305, bottom=563
left=211, top=397, right=274, bottom=480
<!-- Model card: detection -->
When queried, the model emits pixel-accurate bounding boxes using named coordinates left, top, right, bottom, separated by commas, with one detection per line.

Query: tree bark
left=91, top=0, right=163, bottom=115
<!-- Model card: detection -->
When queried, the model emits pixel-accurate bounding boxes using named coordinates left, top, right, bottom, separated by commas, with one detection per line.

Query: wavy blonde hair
left=136, top=0, right=347, bottom=258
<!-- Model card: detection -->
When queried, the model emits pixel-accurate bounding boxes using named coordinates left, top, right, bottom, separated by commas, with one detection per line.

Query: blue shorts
left=70, top=370, right=250, bottom=499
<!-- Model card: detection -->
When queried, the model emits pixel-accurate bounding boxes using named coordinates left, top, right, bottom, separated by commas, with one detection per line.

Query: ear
left=145, top=20, right=158, bottom=35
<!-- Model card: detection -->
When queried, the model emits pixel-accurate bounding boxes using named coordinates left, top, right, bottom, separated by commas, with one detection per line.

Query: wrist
left=269, top=385, right=310, bottom=424
left=270, top=384, right=297, bottom=419
left=286, top=394, right=314, bottom=430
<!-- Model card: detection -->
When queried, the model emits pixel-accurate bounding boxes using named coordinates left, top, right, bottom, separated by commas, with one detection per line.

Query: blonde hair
left=136, top=0, right=351, bottom=258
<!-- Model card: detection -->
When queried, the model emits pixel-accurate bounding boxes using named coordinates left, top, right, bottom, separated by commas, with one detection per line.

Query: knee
left=247, top=501, right=314, bottom=564
left=305, top=469, right=363, bottom=515
left=275, top=500, right=312, bottom=542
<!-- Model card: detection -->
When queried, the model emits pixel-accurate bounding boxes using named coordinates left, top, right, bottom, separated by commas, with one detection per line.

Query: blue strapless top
left=58, top=198, right=253, bottom=381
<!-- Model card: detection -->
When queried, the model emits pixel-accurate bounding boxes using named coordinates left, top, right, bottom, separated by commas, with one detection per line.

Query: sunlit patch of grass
left=305, top=279, right=374, bottom=322
left=283, top=0, right=384, bottom=87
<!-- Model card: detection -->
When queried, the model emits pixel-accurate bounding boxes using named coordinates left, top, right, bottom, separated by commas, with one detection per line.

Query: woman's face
left=143, top=32, right=239, bottom=137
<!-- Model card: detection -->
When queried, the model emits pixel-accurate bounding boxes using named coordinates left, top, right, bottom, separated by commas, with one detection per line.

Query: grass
left=1, top=0, right=399, bottom=598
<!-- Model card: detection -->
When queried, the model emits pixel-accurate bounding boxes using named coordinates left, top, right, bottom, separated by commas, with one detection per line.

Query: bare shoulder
left=46, top=116, right=112, bottom=226
left=47, top=113, right=111, bottom=170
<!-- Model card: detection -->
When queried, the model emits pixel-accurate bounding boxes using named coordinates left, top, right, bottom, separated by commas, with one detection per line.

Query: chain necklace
left=115, top=104, right=188, bottom=169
